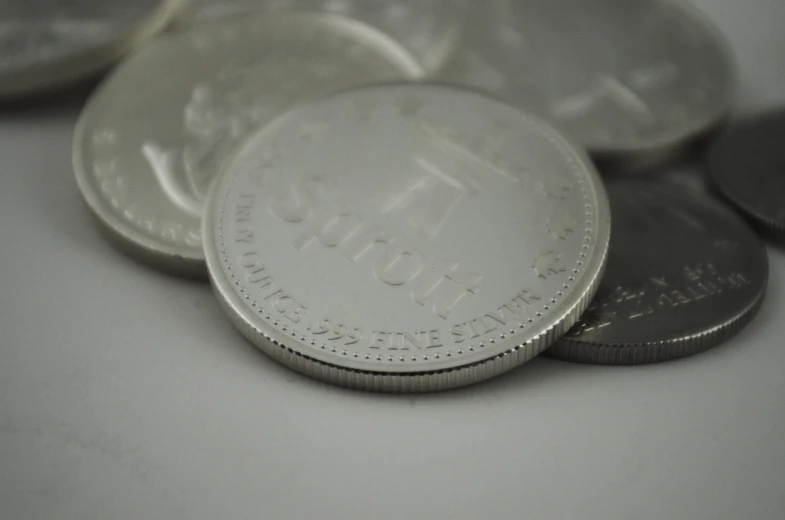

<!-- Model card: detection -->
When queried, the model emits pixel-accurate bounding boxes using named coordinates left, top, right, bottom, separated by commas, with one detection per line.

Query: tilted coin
left=73, top=12, right=423, bottom=276
left=204, top=83, right=610, bottom=392
left=437, top=0, right=734, bottom=165
left=709, top=109, right=785, bottom=241
left=548, top=180, right=768, bottom=365
left=0, top=0, right=184, bottom=98
left=180, top=0, right=466, bottom=73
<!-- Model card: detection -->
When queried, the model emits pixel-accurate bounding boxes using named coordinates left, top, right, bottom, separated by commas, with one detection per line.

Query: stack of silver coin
left=6, top=0, right=776, bottom=391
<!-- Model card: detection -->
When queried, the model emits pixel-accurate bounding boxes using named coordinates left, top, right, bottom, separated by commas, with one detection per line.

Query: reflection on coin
left=549, top=180, right=767, bottom=365
left=709, top=109, right=785, bottom=241
left=181, top=0, right=465, bottom=72
left=437, top=0, right=734, bottom=164
left=205, top=84, right=610, bottom=392
left=0, top=0, right=184, bottom=98
left=73, top=12, right=422, bottom=276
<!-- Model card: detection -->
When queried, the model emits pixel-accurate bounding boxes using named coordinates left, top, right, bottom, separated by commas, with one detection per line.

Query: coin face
left=548, top=180, right=768, bottom=365
left=73, top=12, right=422, bottom=276
left=709, top=109, right=785, bottom=241
left=205, top=84, right=610, bottom=391
left=438, top=0, right=734, bottom=161
left=0, top=0, right=183, bottom=97
left=181, top=0, right=466, bottom=72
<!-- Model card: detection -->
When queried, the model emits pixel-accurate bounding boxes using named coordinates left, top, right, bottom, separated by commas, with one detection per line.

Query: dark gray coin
left=709, top=109, right=785, bottom=241
left=437, top=0, right=734, bottom=164
left=0, top=0, right=184, bottom=98
left=205, top=83, right=610, bottom=392
left=549, top=179, right=768, bottom=365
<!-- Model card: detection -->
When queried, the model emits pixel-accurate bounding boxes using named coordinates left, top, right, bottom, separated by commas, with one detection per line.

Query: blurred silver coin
left=181, top=0, right=466, bottom=72
left=549, top=180, right=767, bottom=365
left=0, top=0, right=184, bottom=98
left=205, top=83, right=610, bottom=392
left=438, top=0, right=734, bottom=164
left=73, top=12, right=423, bottom=276
left=709, top=109, right=785, bottom=241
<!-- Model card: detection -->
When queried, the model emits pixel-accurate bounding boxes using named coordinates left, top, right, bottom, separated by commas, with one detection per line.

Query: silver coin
left=73, top=12, right=423, bottom=276
left=204, top=83, right=610, bottom=392
left=437, top=0, right=734, bottom=163
left=709, top=109, right=785, bottom=241
left=0, top=0, right=184, bottom=98
left=548, top=180, right=768, bottom=365
left=180, top=0, right=466, bottom=72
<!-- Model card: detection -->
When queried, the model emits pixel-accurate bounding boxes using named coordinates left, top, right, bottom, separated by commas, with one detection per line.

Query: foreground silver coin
left=73, top=12, right=422, bottom=276
left=181, top=0, right=466, bottom=72
left=205, top=83, right=611, bottom=392
left=0, top=0, right=184, bottom=98
left=437, top=0, right=734, bottom=164
left=549, top=180, right=768, bottom=365
left=709, top=109, right=785, bottom=241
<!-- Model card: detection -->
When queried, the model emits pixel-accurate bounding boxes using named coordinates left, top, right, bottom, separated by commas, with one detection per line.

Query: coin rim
left=708, top=110, right=785, bottom=239
left=72, top=11, right=425, bottom=277
left=204, top=82, right=611, bottom=391
left=437, top=0, right=736, bottom=159
left=548, top=182, right=769, bottom=364
left=0, top=0, right=188, bottom=98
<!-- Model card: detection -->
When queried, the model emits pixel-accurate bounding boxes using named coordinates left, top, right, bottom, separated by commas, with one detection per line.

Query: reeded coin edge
left=204, top=84, right=611, bottom=392
left=547, top=279, right=766, bottom=365
left=0, top=0, right=188, bottom=98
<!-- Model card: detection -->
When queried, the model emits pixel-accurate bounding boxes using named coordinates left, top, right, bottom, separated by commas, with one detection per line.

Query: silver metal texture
left=0, top=0, right=184, bottom=98
left=709, top=109, right=785, bottom=241
left=204, top=83, right=611, bottom=392
left=436, top=0, right=735, bottom=164
left=73, top=11, right=423, bottom=277
left=549, top=179, right=768, bottom=364
left=180, top=0, right=466, bottom=72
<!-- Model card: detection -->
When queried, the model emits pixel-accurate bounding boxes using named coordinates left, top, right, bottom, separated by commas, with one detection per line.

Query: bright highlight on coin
left=548, top=180, right=768, bottom=365
left=709, top=109, right=785, bottom=242
left=73, top=12, right=423, bottom=276
left=204, top=84, right=610, bottom=392
left=0, top=0, right=184, bottom=98
left=438, top=0, right=734, bottom=165
left=181, top=0, right=466, bottom=72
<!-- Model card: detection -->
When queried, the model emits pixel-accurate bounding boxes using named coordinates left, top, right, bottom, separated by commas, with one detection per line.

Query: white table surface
left=2, top=1, right=784, bottom=519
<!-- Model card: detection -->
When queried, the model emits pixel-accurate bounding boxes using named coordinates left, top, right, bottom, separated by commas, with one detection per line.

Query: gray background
left=1, top=1, right=784, bottom=518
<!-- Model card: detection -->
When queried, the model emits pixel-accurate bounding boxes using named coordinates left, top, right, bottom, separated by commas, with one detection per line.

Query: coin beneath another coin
left=73, top=12, right=422, bottom=276
left=548, top=180, right=768, bottom=365
left=181, top=0, right=466, bottom=72
left=0, top=0, right=184, bottom=98
left=437, top=0, right=734, bottom=164
left=205, top=83, right=610, bottom=392
left=709, top=109, right=785, bottom=241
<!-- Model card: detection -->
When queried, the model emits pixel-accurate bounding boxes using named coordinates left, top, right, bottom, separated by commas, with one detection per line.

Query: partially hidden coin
left=709, top=109, right=785, bottom=242
left=204, top=83, right=611, bottom=392
left=0, top=0, right=185, bottom=98
left=548, top=179, right=768, bottom=365
left=436, top=0, right=734, bottom=166
left=180, top=0, right=466, bottom=72
left=73, top=12, right=423, bottom=276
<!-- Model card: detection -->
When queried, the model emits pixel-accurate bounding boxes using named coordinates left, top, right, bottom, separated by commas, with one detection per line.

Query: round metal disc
left=179, top=0, right=466, bottom=72
left=204, top=83, right=610, bottom=392
left=73, top=12, right=423, bottom=276
left=437, top=0, right=734, bottom=163
left=0, top=0, right=185, bottom=98
left=548, top=179, right=768, bottom=365
left=709, top=109, right=785, bottom=241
